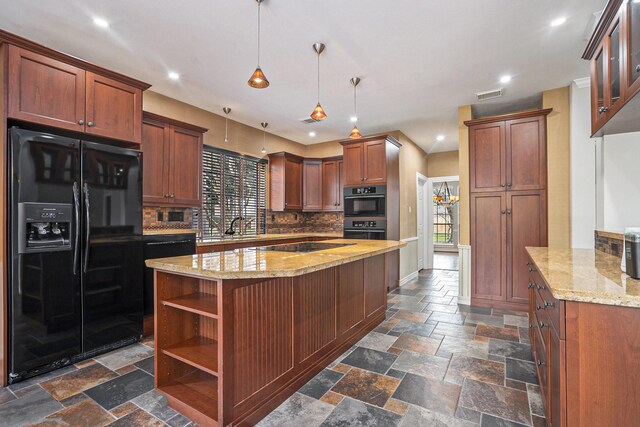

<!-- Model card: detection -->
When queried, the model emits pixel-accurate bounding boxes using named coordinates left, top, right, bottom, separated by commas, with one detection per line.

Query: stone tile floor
left=0, top=269, right=543, bottom=426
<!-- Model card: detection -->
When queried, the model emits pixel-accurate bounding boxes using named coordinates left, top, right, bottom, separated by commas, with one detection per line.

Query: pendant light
left=223, top=107, right=231, bottom=143
left=248, top=0, right=269, bottom=88
left=349, top=77, right=362, bottom=139
left=261, top=122, right=268, bottom=153
left=310, top=42, right=327, bottom=120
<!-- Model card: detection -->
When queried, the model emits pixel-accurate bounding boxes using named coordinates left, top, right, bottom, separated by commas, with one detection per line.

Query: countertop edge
left=146, top=242, right=406, bottom=279
left=196, top=233, right=343, bottom=247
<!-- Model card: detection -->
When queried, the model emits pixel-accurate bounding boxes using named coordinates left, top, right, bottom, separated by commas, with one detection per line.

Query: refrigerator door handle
left=83, top=183, right=91, bottom=273
left=73, top=182, right=80, bottom=275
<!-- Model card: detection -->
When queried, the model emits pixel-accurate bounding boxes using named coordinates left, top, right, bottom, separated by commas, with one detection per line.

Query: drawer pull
left=537, top=360, right=545, bottom=366
left=528, top=282, right=533, bottom=289
left=539, top=321, right=546, bottom=328
left=536, top=304, right=542, bottom=311
left=544, top=300, right=554, bottom=308
left=529, top=324, right=535, bottom=329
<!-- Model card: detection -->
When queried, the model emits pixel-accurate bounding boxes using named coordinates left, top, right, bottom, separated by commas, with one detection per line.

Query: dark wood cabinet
left=303, top=159, right=323, bottom=211
left=584, top=0, right=640, bottom=136
left=141, top=112, right=206, bottom=207
left=466, top=109, right=550, bottom=310
left=268, top=152, right=303, bottom=211
left=342, top=138, right=387, bottom=186
left=7, top=44, right=146, bottom=143
left=322, top=158, right=344, bottom=211
left=85, top=72, right=142, bottom=143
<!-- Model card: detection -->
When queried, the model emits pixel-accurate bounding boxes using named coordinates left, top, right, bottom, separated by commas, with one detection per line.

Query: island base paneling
left=154, top=252, right=394, bottom=426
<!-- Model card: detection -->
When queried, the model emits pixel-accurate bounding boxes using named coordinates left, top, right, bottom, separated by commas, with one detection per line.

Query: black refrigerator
left=8, top=127, right=144, bottom=383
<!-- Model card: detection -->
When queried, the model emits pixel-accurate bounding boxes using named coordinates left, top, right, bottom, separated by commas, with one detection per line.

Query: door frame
left=416, top=173, right=429, bottom=270
left=424, top=175, right=460, bottom=269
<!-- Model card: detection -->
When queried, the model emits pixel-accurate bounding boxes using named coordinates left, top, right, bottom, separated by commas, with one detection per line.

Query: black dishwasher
left=143, top=233, right=196, bottom=315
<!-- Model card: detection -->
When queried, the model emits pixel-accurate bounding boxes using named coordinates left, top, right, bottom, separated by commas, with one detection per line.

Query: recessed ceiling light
left=550, top=17, right=567, bottom=27
left=93, top=17, right=110, bottom=28
left=500, top=75, right=512, bottom=83
left=309, top=131, right=316, bottom=137
left=168, top=71, right=180, bottom=81
left=436, top=135, right=445, bottom=141
left=350, top=116, right=358, bottom=123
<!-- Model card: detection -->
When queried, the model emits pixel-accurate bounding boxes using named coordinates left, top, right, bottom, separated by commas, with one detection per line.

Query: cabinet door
left=506, top=191, right=547, bottom=305
left=469, top=122, right=506, bottom=193
left=303, top=160, right=323, bottom=211
left=337, top=160, right=344, bottom=211
left=85, top=72, right=142, bottom=143
left=549, top=328, right=564, bottom=427
left=506, top=117, right=546, bottom=191
left=7, top=45, right=85, bottom=131
left=343, top=144, right=363, bottom=186
left=141, top=120, right=171, bottom=205
left=591, top=44, right=608, bottom=134
left=624, top=0, right=640, bottom=100
left=363, top=140, right=387, bottom=184
left=364, top=255, right=386, bottom=317
left=470, top=192, right=506, bottom=301
left=284, top=157, right=303, bottom=210
left=169, top=126, right=202, bottom=206
left=606, top=16, right=624, bottom=117
left=337, top=260, right=364, bottom=335
left=322, top=160, right=339, bottom=211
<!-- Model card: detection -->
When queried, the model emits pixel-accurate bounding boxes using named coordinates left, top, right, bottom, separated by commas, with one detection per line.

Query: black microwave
left=343, top=186, right=386, bottom=217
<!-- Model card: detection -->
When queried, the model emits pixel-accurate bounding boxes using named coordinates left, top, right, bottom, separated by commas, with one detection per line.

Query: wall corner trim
left=400, top=271, right=420, bottom=286
left=458, top=244, right=471, bottom=305
left=573, top=77, right=590, bottom=89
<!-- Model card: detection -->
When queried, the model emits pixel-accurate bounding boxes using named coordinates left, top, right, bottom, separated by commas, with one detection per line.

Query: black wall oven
left=344, top=185, right=386, bottom=217
left=344, top=220, right=387, bottom=240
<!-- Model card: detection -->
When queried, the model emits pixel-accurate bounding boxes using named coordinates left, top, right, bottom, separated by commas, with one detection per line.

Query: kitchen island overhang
left=145, top=239, right=405, bottom=427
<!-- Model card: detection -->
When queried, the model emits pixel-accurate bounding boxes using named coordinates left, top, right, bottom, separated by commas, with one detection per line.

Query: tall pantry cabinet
left=465, top=109, right=550, bottom=310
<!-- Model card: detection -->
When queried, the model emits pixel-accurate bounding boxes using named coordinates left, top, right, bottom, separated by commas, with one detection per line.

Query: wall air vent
left=299, top=117, right=320, bottom=124
left=476, top=88, right=504, bottom=102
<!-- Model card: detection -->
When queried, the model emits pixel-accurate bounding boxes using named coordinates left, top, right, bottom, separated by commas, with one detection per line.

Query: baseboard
left=458, top=245, right=471, bottom=305
left=400, top=270, right=419, bottom=285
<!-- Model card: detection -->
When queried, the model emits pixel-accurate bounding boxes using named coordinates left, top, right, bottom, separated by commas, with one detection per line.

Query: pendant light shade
left=223, top=107, right=231, bottom=143
left=260, top=122, right=268, bottom=154
left=309, top=42, right=327, bottom=120
left=248, top=0, right=269, bottom=89
left=349, top=77, right=362, bottom=139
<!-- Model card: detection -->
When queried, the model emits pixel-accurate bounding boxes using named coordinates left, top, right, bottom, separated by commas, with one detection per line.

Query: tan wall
left=143, top=91, right=306, bottom=158
left=457, top=87, right=571, bottom=248
left=427, top=150, right=459, bottom=177
left=397, top=132, right=429, bottom=240
left=543, top=87, right=571, bottom=248
left=458, top=105, right=472, bottom=246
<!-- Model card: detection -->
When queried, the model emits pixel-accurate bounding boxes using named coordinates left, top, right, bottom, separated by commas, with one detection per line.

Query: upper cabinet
left=342, top=139, right=388, bottom=186
left=268, top=152, right=304, bottom=211
left=303, top=159, right=323, bottom=211
left=468, top=110, right=549, bottom=193
left=584, top=0, right=640, bottom=136
left=4, top=34, right=149, bottom=143
left=141, top=112, right=207, bottom=207
left=322, top=158, right=344, bottom=211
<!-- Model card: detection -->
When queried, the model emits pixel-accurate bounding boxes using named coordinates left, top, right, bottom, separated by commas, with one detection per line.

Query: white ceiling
left=0, top=0, right=603, bottom=153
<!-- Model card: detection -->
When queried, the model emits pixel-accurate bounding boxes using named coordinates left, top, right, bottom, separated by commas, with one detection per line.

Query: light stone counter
left=143, top=229, right=198, bottom=236
left=146, top=239, right=405, bottom=279
left=526, top=247, right=640, bottom=307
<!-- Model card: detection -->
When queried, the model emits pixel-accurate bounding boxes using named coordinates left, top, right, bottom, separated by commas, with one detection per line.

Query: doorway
left=418, top=175, right=460, bottom=271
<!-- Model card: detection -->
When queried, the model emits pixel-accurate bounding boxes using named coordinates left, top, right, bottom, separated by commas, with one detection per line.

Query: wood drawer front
left=533, top=315, right=550, bottom=415
left=534, top=288, right=552, bottom=344
left=538, top=285, right=564, bottom=339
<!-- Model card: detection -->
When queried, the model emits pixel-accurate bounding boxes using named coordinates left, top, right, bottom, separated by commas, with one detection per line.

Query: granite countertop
left=143, top=229, right=199, bottom=236
left=526, top=247, right=640, bottom=308
left=146, top=239, right=405, bottom=279
left=196, top=232, right=343, bottom=247
left=595, top=230, right=624, bottom=240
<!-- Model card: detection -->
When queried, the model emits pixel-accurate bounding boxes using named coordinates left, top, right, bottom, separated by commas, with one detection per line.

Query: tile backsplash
left=143, top=207, right=194, bottom=230
left=594, top=230, right=624, bottom=258
left=266, top=211, right=344, bottom=234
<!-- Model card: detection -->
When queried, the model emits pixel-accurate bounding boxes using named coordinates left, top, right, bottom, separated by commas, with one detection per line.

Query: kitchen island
left=145, top=239, right=405, bottom=427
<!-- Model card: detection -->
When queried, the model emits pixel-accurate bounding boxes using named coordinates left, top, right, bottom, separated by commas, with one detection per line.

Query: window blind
left=197, top=147, right=267, bottom=238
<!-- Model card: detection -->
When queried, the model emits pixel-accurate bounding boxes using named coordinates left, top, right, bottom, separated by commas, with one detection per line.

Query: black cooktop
left=256, top=242, right=355, bottom=253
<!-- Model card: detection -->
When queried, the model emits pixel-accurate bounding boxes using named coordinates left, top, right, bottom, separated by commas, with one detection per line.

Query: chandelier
left=433, top=182, right=459, bottom=206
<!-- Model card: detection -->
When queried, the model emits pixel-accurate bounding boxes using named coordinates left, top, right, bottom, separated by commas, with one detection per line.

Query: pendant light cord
left=257, top=1, right=261, bottom=66
left=353, top=84, right=358, bottom=124
left=317, top=52, right=320, bottom=103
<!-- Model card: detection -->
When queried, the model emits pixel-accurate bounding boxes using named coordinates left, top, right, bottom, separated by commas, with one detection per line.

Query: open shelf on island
left=163, top=336, right=218, bottom=376
left=159, top=368, right=218, bottom=424
left=162, top=293, right=218, bottom=318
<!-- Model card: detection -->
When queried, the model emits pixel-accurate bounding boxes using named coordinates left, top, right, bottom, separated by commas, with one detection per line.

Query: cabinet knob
left=507, top=184, right=512, bottom=188
left=529, top=324, right=534, bottom=329
left=87, top=121, right=95, bottom=127
left=501, top=184, right=506, bottom=187
left=170, top=194, right=175, bottom=198
left=364, top=177, right=367, bottom=181
left=536, top=304, right=542, bottom=311
left=527, top=282, right=533, bottom=289
left=537, top=360, right=545, bottom=366
left=636, top=65, right=640, bottom=73
left=544, top=300, right=554, bottom=308
left=507, top=209, right=512, bottom=215
left=539, top=321, right=545, bottom=328
left=501, top=210, right=506, bottom=215
left=78, top=120, right=85, bottom=125
left=164, top=194, right=170, bottom=198
left=598, top=106, right=609, bottom=114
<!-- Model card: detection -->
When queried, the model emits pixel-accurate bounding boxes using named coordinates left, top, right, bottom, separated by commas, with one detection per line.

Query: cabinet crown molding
left=582, top=0, right=624, bottom=60
left=143, top=111, right=208, bottom=134
left=0, top=29, right=151, bottom=90
left=339, top=135, right=402, bottom=148
left=463, top=108, right=553, bottom=127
